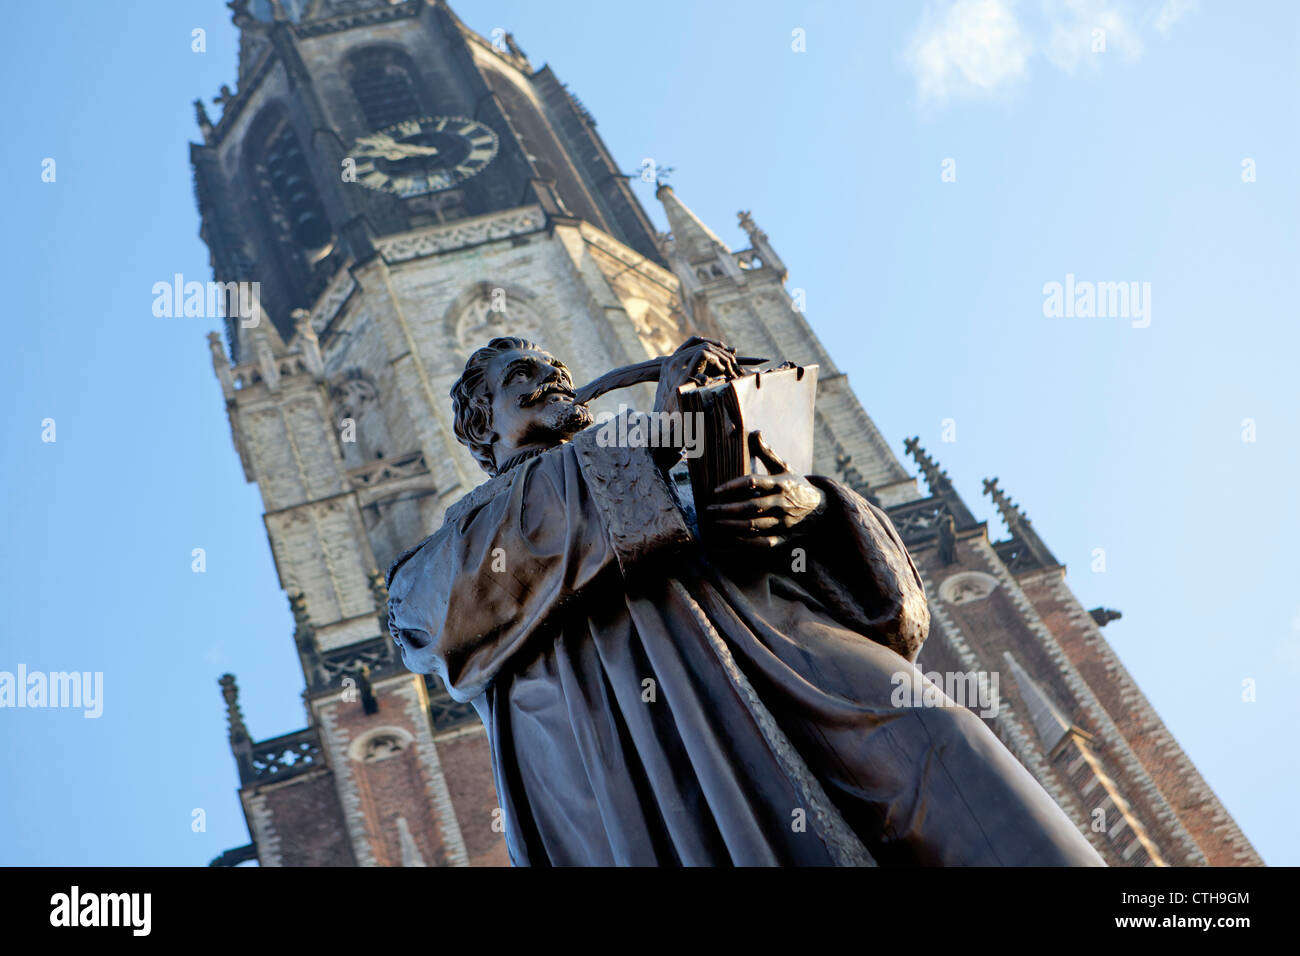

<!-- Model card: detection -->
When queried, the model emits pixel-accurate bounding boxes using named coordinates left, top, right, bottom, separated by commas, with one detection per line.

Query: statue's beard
left=530, top=398, right=593, bottom=440
left=518, top=381, right=592, bottom=441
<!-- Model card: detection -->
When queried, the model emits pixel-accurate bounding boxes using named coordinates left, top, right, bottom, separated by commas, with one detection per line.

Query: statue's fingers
left=714, top=347, right=742, bottom=379
left=706, top=494, right=782, bottom=516
left=701, top=345, right=736, bottom=376
left=749, top=431, right=791, bottom=475
left=712, top=475, right=779, bottom=500
left=692, top=345, right=732, bottom=379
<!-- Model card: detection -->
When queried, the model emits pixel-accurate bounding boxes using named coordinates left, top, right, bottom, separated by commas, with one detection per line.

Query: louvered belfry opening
left=263, top=123, right=333, bottom=251
left=347, top=47, right=424, bottom=130
left=240, top=105, right=341, bottom=339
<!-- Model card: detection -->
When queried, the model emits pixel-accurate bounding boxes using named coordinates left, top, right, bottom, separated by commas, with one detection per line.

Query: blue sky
left=0, top=1, right=1295, bottom=866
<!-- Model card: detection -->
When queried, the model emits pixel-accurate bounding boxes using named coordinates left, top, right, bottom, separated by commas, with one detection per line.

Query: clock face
left=350, top=115, right=499, bottom=197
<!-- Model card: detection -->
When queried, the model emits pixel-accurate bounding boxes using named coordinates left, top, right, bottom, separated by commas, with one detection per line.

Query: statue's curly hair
left=450, top=337, right=573, bottom=476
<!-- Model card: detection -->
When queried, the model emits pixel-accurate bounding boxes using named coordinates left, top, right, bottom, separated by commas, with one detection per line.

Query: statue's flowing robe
left=387, top=423, right=1103, bottom=867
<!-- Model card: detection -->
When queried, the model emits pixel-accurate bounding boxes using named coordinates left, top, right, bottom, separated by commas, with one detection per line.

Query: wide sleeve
left=387, top=418, right=693, bottom=701
left=798, top=476, right=931, bottom=663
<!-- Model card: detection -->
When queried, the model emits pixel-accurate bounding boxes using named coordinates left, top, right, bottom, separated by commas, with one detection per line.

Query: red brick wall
left=250, top=770, right=357, bottom=866
left=324, top=680, right=456, bottom=867
left=436, top=730, right=510, bottom=867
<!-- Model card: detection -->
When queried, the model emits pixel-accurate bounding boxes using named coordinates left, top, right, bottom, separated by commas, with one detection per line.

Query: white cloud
left=1154, top=0, right=1198, bottom=35
left=903, top=0, right=1035, bottom=104
left=904, top=0, right=1190, bottom=105
left=1042, top=0, right=1143, bottom=72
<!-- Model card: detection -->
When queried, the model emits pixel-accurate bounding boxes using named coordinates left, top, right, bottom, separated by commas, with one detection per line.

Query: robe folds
left=386, top=419, right=1104, bottom=867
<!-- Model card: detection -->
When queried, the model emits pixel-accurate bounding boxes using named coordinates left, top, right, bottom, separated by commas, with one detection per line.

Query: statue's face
left=481, top=346, right=592, bottom=465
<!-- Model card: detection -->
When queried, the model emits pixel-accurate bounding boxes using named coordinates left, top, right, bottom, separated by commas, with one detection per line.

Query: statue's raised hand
left=653, top=336, right=742, bottom=417
left=704, top=431, right=826, bottom=549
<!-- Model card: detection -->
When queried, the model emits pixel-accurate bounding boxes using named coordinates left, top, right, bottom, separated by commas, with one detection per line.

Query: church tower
left=197, top=0, right=1261, bottom=867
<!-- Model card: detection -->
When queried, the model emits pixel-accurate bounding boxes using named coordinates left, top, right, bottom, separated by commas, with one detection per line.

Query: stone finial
left=292, top=308, right=324, bottom=379
left=503, top=32, right=529, bottom=62
left=904, top=436, right=955, bottom=496
left=193, top=99, right=214, bottom=143
left=289, top=592, right=316, bottom=651
left=289, top=592, right=325, bottom=688
left=981, top=476, right=1059, bottom=569
left=981, top=477, right=1025, bottom=531
left=219, top=674, right=250, bottom=745
left=736, top=208, right=784, bottom=277
left=289, top=591, right=310, bottom=627
left=737, top=209, right=765, bottom=240
left=252, top=330, right=280, bottom=392
left=208, top=331, right=235, bottom=399
left=655, top=183, right=736, bottom=272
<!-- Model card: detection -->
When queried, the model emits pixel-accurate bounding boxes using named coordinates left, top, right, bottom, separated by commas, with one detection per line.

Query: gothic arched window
left=450, top=286, right=546, bottom=357
left=242, top=105, right=339, bottom=334
left=346, top=47, right=424, bottom=130
left=346, top=726, right=415, bottom=764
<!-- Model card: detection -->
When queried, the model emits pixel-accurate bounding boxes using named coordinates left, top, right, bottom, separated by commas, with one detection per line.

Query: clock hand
left=354, top=133, right=407, bottom=160
left=354, top=133, right=440, bottom=162
left=389, top=142, right=441, bottom=159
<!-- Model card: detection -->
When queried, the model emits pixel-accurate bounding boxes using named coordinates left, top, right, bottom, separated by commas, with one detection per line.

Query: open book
left=676, top=363, right=819, bottom=516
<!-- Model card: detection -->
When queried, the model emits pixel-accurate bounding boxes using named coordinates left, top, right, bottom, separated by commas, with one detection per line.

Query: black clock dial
left=351, top=115, right=499, bottom=197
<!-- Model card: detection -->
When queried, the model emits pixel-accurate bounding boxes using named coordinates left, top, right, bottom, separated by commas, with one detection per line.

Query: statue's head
left=451, top=337, right=593, bottom=476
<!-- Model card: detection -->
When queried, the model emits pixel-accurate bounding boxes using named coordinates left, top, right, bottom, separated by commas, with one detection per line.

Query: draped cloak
left=386, top=420, right=1104, bottom=867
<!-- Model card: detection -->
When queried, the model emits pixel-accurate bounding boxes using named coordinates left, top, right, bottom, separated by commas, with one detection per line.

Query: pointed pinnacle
left=904, top=436, right=954, bottom=496
left=982, top=477, right=1030, bottom=527
left=218, top=674, right=250, bottom=744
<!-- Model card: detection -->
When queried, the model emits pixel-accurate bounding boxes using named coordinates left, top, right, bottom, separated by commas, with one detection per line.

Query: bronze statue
left=386, top=335, right=1104, bottom=866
